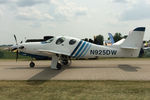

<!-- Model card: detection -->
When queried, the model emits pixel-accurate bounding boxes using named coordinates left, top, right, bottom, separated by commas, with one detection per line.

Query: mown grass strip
left=0, top=81, right=149, bottom=100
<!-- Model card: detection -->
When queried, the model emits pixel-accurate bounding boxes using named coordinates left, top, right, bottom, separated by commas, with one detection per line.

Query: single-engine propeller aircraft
left=11, top=27, right=146, bottom=70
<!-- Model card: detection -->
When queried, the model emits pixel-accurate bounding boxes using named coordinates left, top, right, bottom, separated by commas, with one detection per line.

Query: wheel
left=62, top=60, right=68, bottom=65
left=57, top=63, right=62, bottom=70
left=30, top=61, right=35, bottom=68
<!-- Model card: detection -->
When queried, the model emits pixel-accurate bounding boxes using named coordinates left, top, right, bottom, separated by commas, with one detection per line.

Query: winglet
left=108, top=33, right=115, bottom=44
left=133, top=27, right=145, bottom=32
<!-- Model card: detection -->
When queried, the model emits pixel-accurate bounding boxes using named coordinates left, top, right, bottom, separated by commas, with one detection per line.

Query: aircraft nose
left=10, top=45, right=18, bottom=52
left=19, top=46, right=24, bottom=49
left=10, top=45, right=25, bottom=52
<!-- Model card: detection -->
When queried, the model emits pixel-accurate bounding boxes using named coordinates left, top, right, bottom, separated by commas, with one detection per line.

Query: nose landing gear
left=30, top=61, right=35, bottom=68
left=30, top=58, right=35, bottom=68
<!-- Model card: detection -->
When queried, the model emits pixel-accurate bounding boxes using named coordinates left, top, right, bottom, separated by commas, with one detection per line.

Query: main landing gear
left=51, top=55, right=71, bottom=70
left=60, top=55, right=71, bottom=66
left=56, top=63, right=62, bottom=70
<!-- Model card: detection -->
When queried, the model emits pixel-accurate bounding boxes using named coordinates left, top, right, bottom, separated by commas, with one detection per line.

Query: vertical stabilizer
left=120, top=27, right=145, bottom=57
left=121, top=27, right=145, bottom=49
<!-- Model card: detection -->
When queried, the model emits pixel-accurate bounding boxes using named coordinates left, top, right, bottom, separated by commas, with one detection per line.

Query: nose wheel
left=30, top=61, right=35, bottom=68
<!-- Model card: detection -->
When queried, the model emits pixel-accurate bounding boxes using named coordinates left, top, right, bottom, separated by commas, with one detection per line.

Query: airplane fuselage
left=19, top=36, right=140, bottom=58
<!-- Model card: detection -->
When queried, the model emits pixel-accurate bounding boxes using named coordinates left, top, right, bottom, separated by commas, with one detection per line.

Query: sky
left=0, top=0, right=150, bottom=44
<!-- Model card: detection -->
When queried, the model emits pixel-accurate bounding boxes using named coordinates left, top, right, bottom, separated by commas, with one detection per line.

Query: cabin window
left=69, top=39, right=76, bottom=45
left=45, top=37, right=54, bottom=43
left=56, top=37, right=65, bottom=45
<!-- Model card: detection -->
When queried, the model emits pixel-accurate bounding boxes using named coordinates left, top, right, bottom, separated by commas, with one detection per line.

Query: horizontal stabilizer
left=121, top=46, right=138, bottom=50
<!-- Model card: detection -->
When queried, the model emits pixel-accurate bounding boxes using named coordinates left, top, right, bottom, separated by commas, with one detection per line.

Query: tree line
left=83, top=33, right=127, bottom=45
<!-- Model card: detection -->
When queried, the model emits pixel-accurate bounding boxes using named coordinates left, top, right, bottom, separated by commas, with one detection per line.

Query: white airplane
left=11, top=27, right=145, bottom=70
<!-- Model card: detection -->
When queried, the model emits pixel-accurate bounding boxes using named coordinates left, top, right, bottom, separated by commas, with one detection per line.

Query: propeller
left=16, top=49, right=19, bottom=62
left=11, top=35, right=25, bottom=61
left=14, top=35, right=18, bottom=45
left=13, top=35, right=19, bottom=61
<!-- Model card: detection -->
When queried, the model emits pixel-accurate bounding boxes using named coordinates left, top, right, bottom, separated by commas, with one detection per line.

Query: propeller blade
left=16, top=50, right=19, bottom=62
left=13, top=35, right=19, bottom=61
left=14, top=35, right=18, bottom=45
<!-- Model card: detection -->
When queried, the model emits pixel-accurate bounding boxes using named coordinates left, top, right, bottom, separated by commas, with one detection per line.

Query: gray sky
left=0, top=0, right=150, bottom=45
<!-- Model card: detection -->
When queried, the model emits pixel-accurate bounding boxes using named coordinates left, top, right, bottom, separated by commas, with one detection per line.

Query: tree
left=122, top=35, right=128, bottom=39
left=89, top=38, right=94, bottom=43
left=0, top=51, right=4, bottom=58
left=94, top=35, right=104, bottom=45
left=84, top=38, right=88, bottom=42
left=113, top=33, right=122, bottom=42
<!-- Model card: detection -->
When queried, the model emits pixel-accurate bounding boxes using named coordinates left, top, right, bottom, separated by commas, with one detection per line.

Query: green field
left=0, top=49, right=29, bottom=59
left=0, top=81, right=150, bottom=100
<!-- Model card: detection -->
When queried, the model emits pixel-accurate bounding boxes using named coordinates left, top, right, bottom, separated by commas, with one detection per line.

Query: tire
left=30, top=62, right=35, bottom=68
left=62, top=60, right=68, bottom=65
left=57, top=63, right=62, bottom=70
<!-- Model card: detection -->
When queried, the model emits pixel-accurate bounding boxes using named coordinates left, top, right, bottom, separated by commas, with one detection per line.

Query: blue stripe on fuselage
left=81, top=44, right=92, bottom=57
left=70, top=40, right=83, bottom=57
left=77, top=42, right=89, bottom=58
left=74, top=41, right=86, bottom=58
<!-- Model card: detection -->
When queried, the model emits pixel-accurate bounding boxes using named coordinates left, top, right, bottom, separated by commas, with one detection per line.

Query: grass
left=0, top=50, right=29, bottom=59
left=97, top=57, right=150, bottom=60
left=0, top=81, right=149, bottom=100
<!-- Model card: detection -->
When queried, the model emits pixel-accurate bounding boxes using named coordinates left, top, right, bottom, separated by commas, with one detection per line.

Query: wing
left=37, top=49, right=70, bottom=56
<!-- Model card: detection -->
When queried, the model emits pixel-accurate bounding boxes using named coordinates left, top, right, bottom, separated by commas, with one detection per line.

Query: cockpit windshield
left=45, top=37, right=54, bottom=43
